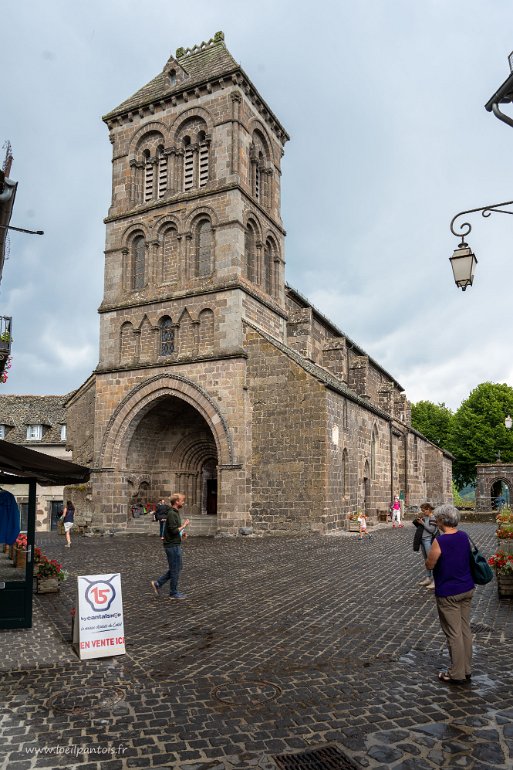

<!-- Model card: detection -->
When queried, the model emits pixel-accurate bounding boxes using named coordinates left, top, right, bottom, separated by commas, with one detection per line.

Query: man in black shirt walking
left=151, top=493, right=189, bottom=599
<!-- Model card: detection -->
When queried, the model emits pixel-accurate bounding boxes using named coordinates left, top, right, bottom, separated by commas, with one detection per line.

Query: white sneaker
left=418, top=578, right=431, bottom=586
left=426, top=581, right=435, bottom=589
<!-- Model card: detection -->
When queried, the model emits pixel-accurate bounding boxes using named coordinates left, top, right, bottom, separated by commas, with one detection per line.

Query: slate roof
left=0, top=394, right=70, bottom=445
left=104, top=33, right=239, bottom=120
left=103, top=32, right=289, bottom=141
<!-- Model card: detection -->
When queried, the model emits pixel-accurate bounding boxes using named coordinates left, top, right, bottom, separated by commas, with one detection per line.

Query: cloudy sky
left=2, top=0, right=513, bottom=411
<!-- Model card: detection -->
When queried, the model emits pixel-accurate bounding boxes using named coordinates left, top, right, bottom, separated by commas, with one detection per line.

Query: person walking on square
left=357, top=511, right=372, bottom=540
left=151, top=493, right=189, bottom=599
left=391, top=495, right=403, bottom=527
left=154, top=498, right=170, bottom=539
left=61, top=500, right=75, bottom=548
left=425, top=503, right=474, bottom=684
left=415, top=502, right=438, bottom=589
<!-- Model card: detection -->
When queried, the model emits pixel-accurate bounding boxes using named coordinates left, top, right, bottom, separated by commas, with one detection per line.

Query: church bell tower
left=98, top=31, right=289, bottom=373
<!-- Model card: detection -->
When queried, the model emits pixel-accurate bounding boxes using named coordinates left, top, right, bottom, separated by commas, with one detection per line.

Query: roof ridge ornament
left=176, top=31, right=225, bottom=59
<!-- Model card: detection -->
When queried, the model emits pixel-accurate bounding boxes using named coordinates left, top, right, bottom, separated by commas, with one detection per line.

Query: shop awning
left=0, top=439, right=90, bottom=485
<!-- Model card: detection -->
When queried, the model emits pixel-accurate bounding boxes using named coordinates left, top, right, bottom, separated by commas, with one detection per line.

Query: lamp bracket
left=450, top=200, right=513, bottom=241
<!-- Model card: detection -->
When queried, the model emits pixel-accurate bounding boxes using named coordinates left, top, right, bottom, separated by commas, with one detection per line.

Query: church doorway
left=362, top=462, right=371, bottom=516
left=124, top=395, right=218, bottom=518
left=202, top=458, right=217, bottom=515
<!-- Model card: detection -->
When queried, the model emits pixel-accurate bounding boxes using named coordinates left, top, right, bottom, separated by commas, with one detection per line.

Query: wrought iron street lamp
left=453, top=55, right=513, bottom=289
left=449, top=200, right=513, bottom=290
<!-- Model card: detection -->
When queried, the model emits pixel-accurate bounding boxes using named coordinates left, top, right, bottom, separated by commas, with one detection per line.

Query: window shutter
left=199, top=145, right=209, bottom=187
left=184, top=148, right=194, bottom=191
left=158, top=155, right=168, bottom=198
left=144, top=161, right=154, bottom=202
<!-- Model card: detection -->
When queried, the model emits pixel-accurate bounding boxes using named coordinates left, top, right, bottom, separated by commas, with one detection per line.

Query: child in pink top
left=357, top=512, right=372, bottom=540
left=391, top=496, right=403, bottom=528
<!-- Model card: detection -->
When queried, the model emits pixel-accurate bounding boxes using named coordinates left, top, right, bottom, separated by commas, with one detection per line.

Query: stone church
left=66, top=32, right=452, bottom=535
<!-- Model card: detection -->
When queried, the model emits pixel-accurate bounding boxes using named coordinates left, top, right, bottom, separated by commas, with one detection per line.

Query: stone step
left=126, top=515, right=217, bottom=537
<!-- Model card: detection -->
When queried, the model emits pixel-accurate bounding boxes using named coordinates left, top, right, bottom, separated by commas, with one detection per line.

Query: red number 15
left=90, top=586, right=109, bottom=604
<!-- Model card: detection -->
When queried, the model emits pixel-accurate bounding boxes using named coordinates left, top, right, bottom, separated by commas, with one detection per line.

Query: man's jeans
left=156, top=545, right=183, bottom=596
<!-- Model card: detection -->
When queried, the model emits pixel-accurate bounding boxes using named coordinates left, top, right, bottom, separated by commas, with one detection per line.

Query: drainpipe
left=404, top=433, right=409, bottom=506
left=389, top=421, right=394, bottom=504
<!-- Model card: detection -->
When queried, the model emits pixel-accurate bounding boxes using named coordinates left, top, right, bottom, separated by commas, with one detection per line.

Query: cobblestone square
left=0, top=523, right=512, bottom=769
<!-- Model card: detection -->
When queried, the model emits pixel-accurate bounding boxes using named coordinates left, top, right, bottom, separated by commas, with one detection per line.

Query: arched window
left=250, top=130, right=269, bottom=203
left=245, top=222, right=257, bottom=283
left=159, top=316, right=175, bottom=356
left=169, top=69, right=177, bottom=87
left=161, top=226, right=178, bottom=284
left=177, top=118, right=210, bottom=192
left=132, top=235, right=146, bottom=290
left=263, top=239, right=273, bottom=295
left=157, top=145, right=167, bottom=199
left=371, top=428, right=378, bottom=480
left=195, top=219, right=213, bottom=277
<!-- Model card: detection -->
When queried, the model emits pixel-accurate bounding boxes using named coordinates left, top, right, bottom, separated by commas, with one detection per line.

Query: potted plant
left=496, top=511, right=513, bottom=554
left=348, top=512, right=361, bottom=532
left=34, top=551, right=68, bottom=593
left=488, top=550, right=513, bottom=598
left=13, top=533, right=28, bottom=569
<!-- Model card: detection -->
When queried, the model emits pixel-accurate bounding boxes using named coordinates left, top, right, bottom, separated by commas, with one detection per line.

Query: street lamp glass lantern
left=505, top=414, right=513, bottom=430
left=449, top=241, right=478, bottom=291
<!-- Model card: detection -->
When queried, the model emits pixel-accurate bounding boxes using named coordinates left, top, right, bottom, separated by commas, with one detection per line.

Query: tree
left=448, top=382, right=513, bottom=487
left=411, top=400, right=453, bottom=448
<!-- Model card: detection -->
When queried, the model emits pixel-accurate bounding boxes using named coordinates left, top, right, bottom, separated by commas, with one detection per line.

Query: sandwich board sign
left=73, top=573, right=125, bottom=659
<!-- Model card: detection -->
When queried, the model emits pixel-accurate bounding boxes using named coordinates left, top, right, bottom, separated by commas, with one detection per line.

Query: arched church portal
left=124, top=395, right=218, bottom=518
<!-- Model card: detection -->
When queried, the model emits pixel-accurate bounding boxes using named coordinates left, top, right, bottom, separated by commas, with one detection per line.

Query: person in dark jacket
left=415, top=502, right=437, bottom=589
left=150, top=493, right=189, bottom=599
left=425, top=503, right=474, bottom=684
left=155, top=498, right=170, bottom=539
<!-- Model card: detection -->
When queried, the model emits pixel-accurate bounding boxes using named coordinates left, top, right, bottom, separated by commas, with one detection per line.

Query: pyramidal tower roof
left=103, top=32, right=289, bottom=142
left=104, top=32, right=239, bottom=120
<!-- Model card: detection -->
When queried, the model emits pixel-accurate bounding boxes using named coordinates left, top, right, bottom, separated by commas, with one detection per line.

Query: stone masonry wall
left=245, top=328, right=327, bottom=534
left=65, top=378, right=96, bottom=467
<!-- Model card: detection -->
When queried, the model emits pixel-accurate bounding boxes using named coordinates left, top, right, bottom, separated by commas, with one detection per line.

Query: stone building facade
left=67, top=32, right=452, bottom=534
left=0, top=395, right=70, bottom=530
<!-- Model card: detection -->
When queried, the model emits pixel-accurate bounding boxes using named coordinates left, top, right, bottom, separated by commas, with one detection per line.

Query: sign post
left=74, top=573, right=125, bottom=659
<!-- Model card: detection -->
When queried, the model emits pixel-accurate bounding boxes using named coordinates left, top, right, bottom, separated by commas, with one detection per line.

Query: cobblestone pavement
left=0, top=523, right=512, bottom=770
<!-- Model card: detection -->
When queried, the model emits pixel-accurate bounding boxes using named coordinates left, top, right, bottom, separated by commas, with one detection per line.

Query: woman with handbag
left=425, top=503, right=474, bottom=685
